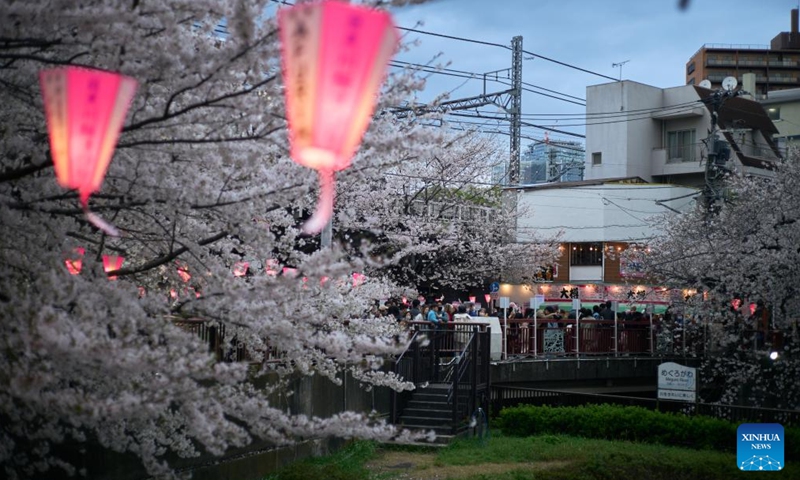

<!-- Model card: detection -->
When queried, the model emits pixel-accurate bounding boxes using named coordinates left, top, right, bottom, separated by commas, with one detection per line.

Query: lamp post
left=278, top=1, right=399, bottom=236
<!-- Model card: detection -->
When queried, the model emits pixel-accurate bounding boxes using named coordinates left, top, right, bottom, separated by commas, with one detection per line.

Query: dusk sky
left=386, top=0, right=799, bottom=143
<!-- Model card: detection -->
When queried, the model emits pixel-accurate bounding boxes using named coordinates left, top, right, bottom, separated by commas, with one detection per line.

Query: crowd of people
left=369, top=298, right=660, bottom=329
left=370, top=298, right=492, bottom=327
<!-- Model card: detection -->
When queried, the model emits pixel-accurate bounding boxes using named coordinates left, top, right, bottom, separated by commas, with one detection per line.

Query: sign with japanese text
left=658, top=361, right=696, bottom=402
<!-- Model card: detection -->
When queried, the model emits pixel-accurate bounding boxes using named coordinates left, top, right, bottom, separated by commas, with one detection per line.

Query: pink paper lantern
left=265, top=259, right=280, bottom=276
left=39, top=66, right=137, bottom=236
left=282, top=267, right=298, bottom=278
left=65, top=247, right=85, bottom=275
left=352, top=272, right=365, bottom=287
left=177, top=266, right=191, bottom=283
left=278, top=1, right=399, bottom=234
left=468, top=296, right=476, bottom=303
left=484, top=294, right=491, bottom=304
left=102, top=255, right=124, bottom=280
left=233, top=262, right=250, bottom=277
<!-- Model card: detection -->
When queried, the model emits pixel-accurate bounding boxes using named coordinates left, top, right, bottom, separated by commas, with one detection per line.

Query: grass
left=264, top=433, right=799, bottom=480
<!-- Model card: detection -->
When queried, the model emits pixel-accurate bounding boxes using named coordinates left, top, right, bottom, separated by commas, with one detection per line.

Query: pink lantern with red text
left=102, top=255, right=124, bottom=280
left=278, top=1, right=399, bottom=234
left=39, top=67, right=137, bottom=236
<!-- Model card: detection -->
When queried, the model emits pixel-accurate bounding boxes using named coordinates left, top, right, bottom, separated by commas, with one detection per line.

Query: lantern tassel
left=81, top=194, right=120, bottom=237
left=302, top=170, right=335, bottom=235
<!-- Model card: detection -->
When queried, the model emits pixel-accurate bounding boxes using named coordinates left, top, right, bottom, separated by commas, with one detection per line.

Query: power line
left=397, top=25, right=510, bottom=49
left=522, top=49, right=619, bottom=83
left=391, top=60, right=586, bottom=107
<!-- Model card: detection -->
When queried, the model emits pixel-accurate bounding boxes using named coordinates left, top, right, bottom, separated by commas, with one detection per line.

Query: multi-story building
left=520, top=141, right=585, bottom=185
left=499, top=79, right=780, bottom=311
left=498, top=178, right=697, bottom=312
left=584, top=80, right=780, bottom=188
left=760, top=86, right=800, bottom=149
left=686, top=9, right=800, bottom=96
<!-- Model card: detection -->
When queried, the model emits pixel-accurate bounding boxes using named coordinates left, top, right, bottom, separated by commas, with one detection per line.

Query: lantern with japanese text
left=39, top=67, right=137, bottom=236
left=102, top=255, right=124, bottom=280
left=278, top=1, right=399, bottom=234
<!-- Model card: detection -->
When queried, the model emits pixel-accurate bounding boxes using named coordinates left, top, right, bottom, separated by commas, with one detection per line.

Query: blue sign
left=490, top=282, right=499, bottom=293
left=737, top=423, right=784, bottom=471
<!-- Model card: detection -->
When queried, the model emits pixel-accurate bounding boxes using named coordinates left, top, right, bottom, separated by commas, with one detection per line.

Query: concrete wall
left=491, top=357, right=701, bottom=385
left=66, top=370, right=392, bottom=480
left=584, top=81, right=662, bottom=181
left=515, top=183, right=699, bottom=244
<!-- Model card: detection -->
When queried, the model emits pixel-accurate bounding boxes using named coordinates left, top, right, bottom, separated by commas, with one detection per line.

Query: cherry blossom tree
left=639, top=154, right=800, bottom=410
left=334, top=127, right=561, bottom=296
left=0, top=0, right=445, bottom=477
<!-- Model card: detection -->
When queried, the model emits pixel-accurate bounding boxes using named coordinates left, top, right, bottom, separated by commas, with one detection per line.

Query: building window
left=687, top=77, right=695, bottom=85
left=686, top=61, right=695, bottom=75
left=592, top=152, right=602, bottom=165
left=767, top=107, right=780, bottom=121
left=667, top=129, right=696, bottom=162
left=570, top=242, right=603, bottom=266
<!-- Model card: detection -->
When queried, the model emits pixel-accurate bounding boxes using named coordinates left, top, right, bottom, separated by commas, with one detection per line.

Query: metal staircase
left=390, top=324, right=491, bottom=442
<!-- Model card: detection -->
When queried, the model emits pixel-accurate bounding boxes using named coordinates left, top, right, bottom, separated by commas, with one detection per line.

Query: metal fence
left=501, top=318, right=707, bottom=359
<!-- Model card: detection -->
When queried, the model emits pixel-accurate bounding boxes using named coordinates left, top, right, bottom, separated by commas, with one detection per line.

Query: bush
left=496, top=404, right=800, bottom=460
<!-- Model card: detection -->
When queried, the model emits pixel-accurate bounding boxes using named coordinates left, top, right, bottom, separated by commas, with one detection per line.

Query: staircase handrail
left=448, top=330, right=475, bottom=404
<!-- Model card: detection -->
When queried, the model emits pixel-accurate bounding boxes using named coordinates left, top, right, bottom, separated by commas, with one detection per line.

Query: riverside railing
left=501, top=317, right=708, bottom=359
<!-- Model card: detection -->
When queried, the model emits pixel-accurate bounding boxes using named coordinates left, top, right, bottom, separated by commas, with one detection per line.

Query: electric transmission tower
left=390, top=36, right=524, bottom=187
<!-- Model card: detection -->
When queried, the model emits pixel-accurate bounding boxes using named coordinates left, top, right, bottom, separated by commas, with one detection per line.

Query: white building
left=584, top=81, right=781, bottom=187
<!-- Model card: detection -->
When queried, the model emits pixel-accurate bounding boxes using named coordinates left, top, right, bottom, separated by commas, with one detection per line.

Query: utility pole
left=703, top=88, right=741, bottom=214
left=389, top=35, right=524, bottom=187
left=509, top=36, right=523, bottom=186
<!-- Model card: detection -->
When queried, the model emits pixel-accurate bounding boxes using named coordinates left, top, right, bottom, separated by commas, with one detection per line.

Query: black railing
left=391, top=323, right=491, bottom=429
left=390, top=330, right=420, bottom=424
left=502, top=318, right=708, bottom=359
left=448, top=326, right=491, bottom=432
left=491, top=386, right=800, bottom=426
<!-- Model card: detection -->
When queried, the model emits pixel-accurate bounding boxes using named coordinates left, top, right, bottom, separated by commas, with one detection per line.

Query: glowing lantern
left=65, top=247, right=85, bottom=275
left=265, top=259, right=280, bottom=276
left=233, top=262, right=250, bottom=277
left=484, top=294, right=491, bottom=305
left=39, top=66, right=137, bottom=236
left=731, top=298, right=742, bottom=311
left=278, top=1, right=399, bottom=234
left=352, top=272, right=365, bottom=287
left=282, top=267, right=298, bottom=278
left=177, top=266, right=191, bottom=283
left=468, top=296, right=476, bottom=303
left=102, top=255, right=124, bottom=280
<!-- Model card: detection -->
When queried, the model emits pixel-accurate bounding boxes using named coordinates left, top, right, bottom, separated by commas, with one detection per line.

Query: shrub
left=496, top=404, right=800, bottom=460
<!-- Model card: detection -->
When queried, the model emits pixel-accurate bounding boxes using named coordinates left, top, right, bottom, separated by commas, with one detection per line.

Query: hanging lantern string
left=80, top=190, right=120, bottom=237
left=302, top=169, right=334, bottom=235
